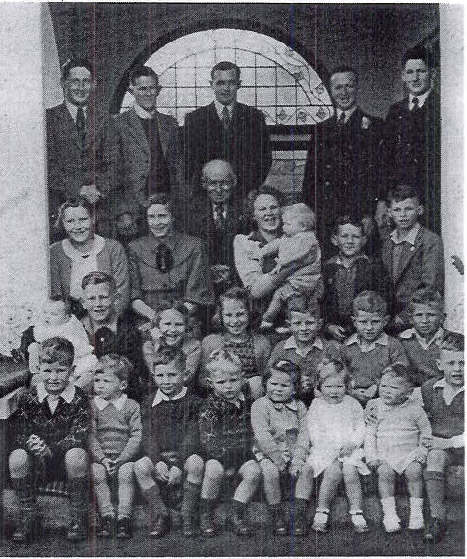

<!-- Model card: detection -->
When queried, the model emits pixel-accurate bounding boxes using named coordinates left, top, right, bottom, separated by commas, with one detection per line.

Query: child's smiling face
left=157, top=309, right=185, bottom=346
left=437, top=349, right=464, bottom=388
left=266, top=371, right=294, bottom=403
left=40, top=359, right=73, bottom=395
left=389, top=197, right=422, bottom=232
left=221, top=298, right=249, bottom=338
left=289, top=311, right=320, bottom=345
left=153, top=362, right=185, bottom=397
left=352, top=310, right=388, bottom=342
left=332, top=223, right=365, bottom=258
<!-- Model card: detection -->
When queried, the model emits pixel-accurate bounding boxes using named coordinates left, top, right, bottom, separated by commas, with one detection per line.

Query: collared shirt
left=133, top=102, right=156, bottom=120
left=214, top=99, right=234, bottom=121
left=283, top=335, right=324, bottom=358
left=400, top=327, right=444, bottom=351
left=152, top=386, right=188, bottom=407
left=332, top=254, right=369, bottom=315
left=390, top=222, right=420, bottom=280
left=390, top=222, right=420, bottom=246
left=66, top=101, right=87, bottom=123
left=212, top=202, right=227, bottom=221
left=345, top=332, right=389, bottom=353
left=37, top=382, right=76, bottom=414
left=94, top=393, right=128, bottom=411
left=409, top=90, right=432, bottom=110
left=336, top=105, right=357, bottom=124
left=433, top=378, right=464, bottom=406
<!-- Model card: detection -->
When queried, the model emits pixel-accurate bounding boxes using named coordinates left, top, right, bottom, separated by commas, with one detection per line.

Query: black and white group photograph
left=0, top=2, right=463, bottom=557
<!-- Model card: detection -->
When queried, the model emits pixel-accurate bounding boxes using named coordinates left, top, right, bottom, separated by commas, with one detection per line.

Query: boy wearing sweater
left=421, top=332, right=464, bottom=543
left=9, top=337, right=91, bottom=542
left=90, top=354, right=142, bottom=539
left=399, top=289, right=445, bottom=386
left=340, top=291, right=408, bottom=404
left=134, top=355, right=204, bottom=538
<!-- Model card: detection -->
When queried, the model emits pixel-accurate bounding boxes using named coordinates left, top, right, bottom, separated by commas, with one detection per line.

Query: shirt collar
left=148, top=231, right=177, bottom=250
left=269, top=398, right=298, bottom=411
left=152, top=386, right=187, bottom=407
left=283, top=335, right=323, bottom=356
left=345, top=332, right=388, bottom=352
left=400, top=327, right=444, bottom=350
left=390, top=222, right=420, bottom=245
left=433, top=378, right=464, bottom=405
left=214, top=99, right=234, bottom=120
left=134, top=103, right=156, bottom=120
left=94, top=394, right=127, bottom=411
left=336, top=105, right=357, bottom=123
left=66, top=101, right=86, bottom=122
left=334, top=253, right=369, bottom=268
left=37, top=382, right=75, bottom=403
left=409, top=89, right=431, bottom=109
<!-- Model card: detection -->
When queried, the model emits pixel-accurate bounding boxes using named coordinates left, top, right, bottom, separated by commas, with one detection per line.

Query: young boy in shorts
left=9, top=337, right=91, bottom=542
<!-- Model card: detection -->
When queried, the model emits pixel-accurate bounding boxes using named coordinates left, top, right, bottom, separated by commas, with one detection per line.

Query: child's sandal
left=350, top=510, right=369, bottom=533
left=312, top=509, right=330, bottom=533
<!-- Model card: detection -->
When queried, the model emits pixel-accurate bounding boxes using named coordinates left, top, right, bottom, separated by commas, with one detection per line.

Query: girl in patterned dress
left=199, top=287, right=271, bottom=399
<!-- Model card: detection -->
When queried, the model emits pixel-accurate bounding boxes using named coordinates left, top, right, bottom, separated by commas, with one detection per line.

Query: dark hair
left=146, top=192, right=173, bottom=213
left=332, top=214, right=365, bottom=236
left=286, top=294, right=321, bottom=319
left=403, top=46, right=435, bottom=69
left=316, top=357, right=350, bottom=390
left=211, top=61, right=241, bottom=81
left=381, top=363, right=414, bottom=387
left=408, top=288, right=444, bottom=315
left=217, top=287, right=252, bottom=330
left=440, top=331, right=464, bottom=352
left=95, top=353, right=133, bottom=382
left=387, top=184, right=421, bottom=204
left=129, top=65, right=159, bottom=86
left=81, top=271, right=116, bottom=293
left=154, top=300, right=189, bottom=328
left=55, top=197, right=93, bottom=231
left=61, top=58, right=94, bottom=81
left=352, top=290, right=387, bottom=316
left=39, top=337, right=74, bottom=367
left=267, top=359, right=301, bottom=393
left=329, top=66, right=358, bottom=85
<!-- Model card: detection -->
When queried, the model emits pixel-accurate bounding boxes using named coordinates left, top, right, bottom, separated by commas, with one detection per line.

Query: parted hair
left=95, top=354, right=134, bottom=382
left=61, top=58, right=94, bottom=80
left=211, top=61, right=241, bottom=81
left=39, top=337, right=74, bottom=366
left=408, top=288, right=444, bottom=314
left=387, top=184, right=421, bottom=204
left=82, top=271, right=116, bottom=293
left=129, top=65, right=159, bottom=85
left=154, top=300, right=189, bottom=328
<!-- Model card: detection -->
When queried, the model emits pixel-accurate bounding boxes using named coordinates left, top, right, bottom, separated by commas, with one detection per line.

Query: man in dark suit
left=108, top=66, right=181, bottom=237
left=183, top=61, right=272, bottom=199
left=383, top=46, right=440, bottom=233
left=182, top=159, right=248, bottom=295
left=46, top=59, right=108, bottom=240
left=302, top=67, right=384, bottom=257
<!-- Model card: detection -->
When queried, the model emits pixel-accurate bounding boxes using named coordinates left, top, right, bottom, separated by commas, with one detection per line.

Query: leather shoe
left=424, top=517, right=446, bottom=543
left=150, top=514, right=170, bottom=538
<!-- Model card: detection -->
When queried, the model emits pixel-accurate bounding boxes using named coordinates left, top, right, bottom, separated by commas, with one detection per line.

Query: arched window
left=120, top=29, right=333, bottom=196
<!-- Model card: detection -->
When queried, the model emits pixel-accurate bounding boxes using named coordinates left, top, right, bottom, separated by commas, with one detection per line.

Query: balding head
left=201, top=159, right=237, bottom=204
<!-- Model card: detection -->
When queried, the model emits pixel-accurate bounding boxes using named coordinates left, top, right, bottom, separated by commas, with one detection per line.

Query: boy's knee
left=65, top=448, right=88, bottom=477
left=377, top=462, right=394, bottom=480
left=426, top=449, right=448, bottom=472
left=118, top=461, right=135, bottom=481
left=204, top=459, right=224, bottom=481
left=134, top=457, right=154, bottom=479
left=9, top=449, right=30, bottom=477
left=260, top=459, right=280, bottom=481
left=405, top=461, right=423, bottom=480
left=185, top=454, right=204, bottom=477
left=241, top=460, right=262, bottom=483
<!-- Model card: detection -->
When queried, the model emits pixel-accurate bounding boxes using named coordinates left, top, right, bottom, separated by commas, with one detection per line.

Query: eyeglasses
left=204, top=180, right=232, bottom=190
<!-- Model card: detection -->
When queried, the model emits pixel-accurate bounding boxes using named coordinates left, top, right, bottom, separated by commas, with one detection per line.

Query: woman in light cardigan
left=50, top=198, right=130, bottom=317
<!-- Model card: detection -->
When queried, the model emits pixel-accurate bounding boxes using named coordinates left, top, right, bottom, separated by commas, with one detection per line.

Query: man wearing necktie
left=302, top=67, right=384, bottom=257
left=107, top=66, right=181, bottom=237
left=183, top=61, right=272, bottom=201
left=182, top=159, right=247, bottom=294
left=46, top=59, right=108, bottom=241
left=383, top=46, right=440, bottom=233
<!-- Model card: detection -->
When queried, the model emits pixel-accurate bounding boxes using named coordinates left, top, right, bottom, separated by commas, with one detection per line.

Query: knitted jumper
left=90, top=397, right=142, bottom=463
left=421, top=379, right=464, bottom=439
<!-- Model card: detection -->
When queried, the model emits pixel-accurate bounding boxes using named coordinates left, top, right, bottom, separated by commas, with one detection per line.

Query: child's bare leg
left=201, top=459, right=224, bottom=500
left=9, top=450, right=35, bottom=541
left=405, top=461, right=423, bottom=498
left=117, top=462, right=135, bottom=520
left=317, top=459, right=342, bottom=510
left=377, top=462, right=400, bottom=532
left=234, top=460, right=262, bottom=503
left=259, top=459, right=281, bottom=505
left=9, top=449, right=30, bottom=480
left=248, top=376, right=264, bottom=400
left=92, top=462, right=114, bottom=518
left=295, top=463, right=314, bottom=501
left=181, top=454, right=204, bottom=536
left=342, top=462, right=363, bottom=511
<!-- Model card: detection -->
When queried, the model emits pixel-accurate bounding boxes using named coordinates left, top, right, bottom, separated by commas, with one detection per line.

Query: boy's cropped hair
left=316, top=357, right=350, bottom=389
left=440, top=331, right=464, bottom=352
left=81, top=271, right=116, bottom=292
left=403, top=45, right=435, bottom=69
left=332, top=214, right=365, bottom=236
left=211, top=61, right=241, bottom=81
left=61, top=58, right=94, bottom=80
left=154, top=299, right=189, bottom=325
left=282, top=203, right=316, bottom=231
left=95, top=354, right=134, bottom=382
left=352, top=290, right=387, bottom=316
left=387, top=184, right=420, bottom=204
left=40, top=337, right=74, bottom=366
left=286, top=294, right=320, bottom=318
left=129, top=65, right=158, bottom=85
left=153, top=352, right=186, bottom=374
left=408, top=288, right=444, bottom=314
left=381, top=363, right=414, bottom=387
left=267, top=359, right=301, bottom=392
left=205, top=348, right=243, bottom=375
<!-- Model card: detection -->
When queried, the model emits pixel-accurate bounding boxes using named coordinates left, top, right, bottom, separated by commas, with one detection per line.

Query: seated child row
left=9, top=330, right=463, bottom=545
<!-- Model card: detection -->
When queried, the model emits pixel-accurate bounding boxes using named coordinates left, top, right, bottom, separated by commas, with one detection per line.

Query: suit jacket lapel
left=393, top=228, right=423, bottom=283
left=127, top=108, right=151, bottom=154
left=59, top=103, right=82, bottom=149
left=155, top=111, right=170, bottom=156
